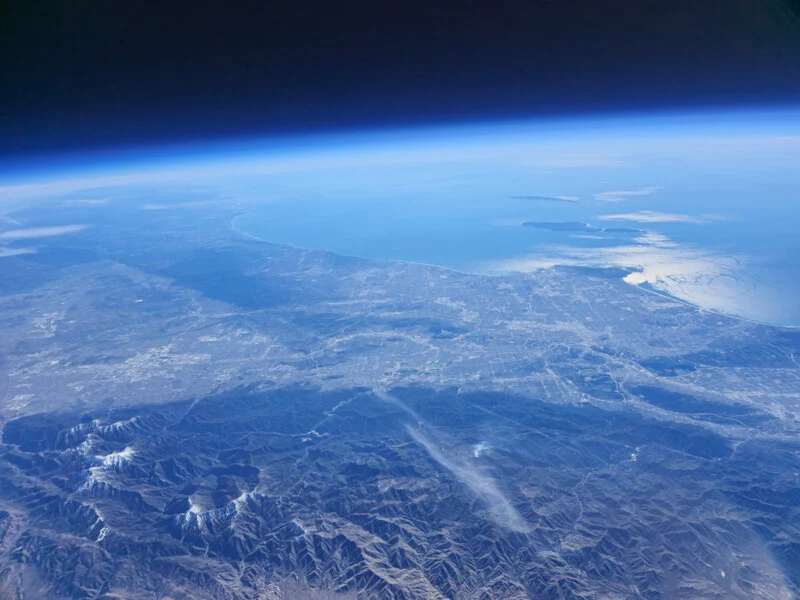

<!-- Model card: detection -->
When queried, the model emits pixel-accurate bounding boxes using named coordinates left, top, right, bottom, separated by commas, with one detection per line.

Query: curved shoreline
left=230, top=213, right=800, bottom=330
left=230, top=212, right=480, bottom=277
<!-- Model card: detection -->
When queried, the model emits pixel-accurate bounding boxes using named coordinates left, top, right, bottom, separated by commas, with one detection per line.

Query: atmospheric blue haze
left=3, top=109, right=800, bottom=324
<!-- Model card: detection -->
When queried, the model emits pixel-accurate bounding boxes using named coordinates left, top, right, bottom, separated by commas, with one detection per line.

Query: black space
left=2, top=0, right=800, bottom=159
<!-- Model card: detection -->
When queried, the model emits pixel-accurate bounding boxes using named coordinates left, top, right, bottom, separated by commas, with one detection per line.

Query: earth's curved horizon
left=4, top=110, right=799, bottom=326
left=0, top=109, right=799, bottom=600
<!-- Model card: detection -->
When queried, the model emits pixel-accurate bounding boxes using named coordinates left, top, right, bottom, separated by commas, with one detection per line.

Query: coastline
left=230, top=212, right=800, bottom=330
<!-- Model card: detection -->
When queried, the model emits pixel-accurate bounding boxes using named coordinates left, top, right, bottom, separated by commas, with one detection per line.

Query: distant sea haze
left=233, top=179, right=800, bottom=327
left=2, top=109, right=798, bottom=325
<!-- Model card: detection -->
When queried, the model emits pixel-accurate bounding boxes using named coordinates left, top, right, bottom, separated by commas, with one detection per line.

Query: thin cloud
left=64, top=198, right=109, bottom=207
left=406, top=427, right=529, bottom=533
left=375, top=390, right=528, bottom=533
left=0, top=247, right=36, bottom=258
left=0, top=215, right=22, bottom=226
left=142, top=204, right=178, bottom=210
left=598, top=211, right=702, bottom=224
left=508, top=195, right=579, bottom=203
left=140, top=200, right=220, bottom=210
left=481, top=232, right=779, bottom=323
left=0, top=225, right=89, bottom=240
left=632, top=231, right=676, bottom=246
left=594, top=187, right=658, bottom=203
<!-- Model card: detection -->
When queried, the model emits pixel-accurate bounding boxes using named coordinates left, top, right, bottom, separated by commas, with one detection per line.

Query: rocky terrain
left=0, top=192, right=798, bottom=599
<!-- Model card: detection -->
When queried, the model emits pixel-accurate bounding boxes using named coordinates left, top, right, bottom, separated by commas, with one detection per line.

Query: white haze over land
left=0, top=225, right=88, bottom=240
left=374, top=391, right=528, bottom=533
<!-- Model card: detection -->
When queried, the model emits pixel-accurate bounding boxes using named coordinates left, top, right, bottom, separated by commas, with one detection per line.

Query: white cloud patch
left=473, top=442, right=491, bottom=458
left=0, top=247, right=36, bottom=258
left=64, top=198, right=109, bottom=207
left=594, top=187, right=658, bottom=203
left=0, top=225, right=89, bottom=240
left=599, top=211, right=702, bottom=224
left=508, top=195, right=580, bottom=203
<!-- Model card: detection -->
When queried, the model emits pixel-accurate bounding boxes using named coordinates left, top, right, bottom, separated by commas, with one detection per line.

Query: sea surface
left=230, top=121, right=800, bottom=326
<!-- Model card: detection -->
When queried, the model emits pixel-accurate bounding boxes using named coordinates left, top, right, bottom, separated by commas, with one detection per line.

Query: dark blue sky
left=2, top=0, right=800, bottom=160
